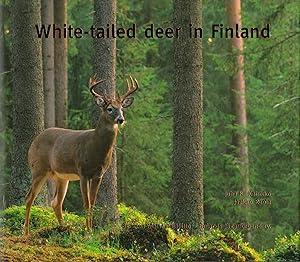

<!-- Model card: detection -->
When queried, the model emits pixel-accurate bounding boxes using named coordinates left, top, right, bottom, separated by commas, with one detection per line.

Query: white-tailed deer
left=24, top=75, right=138, bottom=236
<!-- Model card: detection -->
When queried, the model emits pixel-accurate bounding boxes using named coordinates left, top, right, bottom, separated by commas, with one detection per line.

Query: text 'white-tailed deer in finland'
left=24, top=75, right=138, bottom=236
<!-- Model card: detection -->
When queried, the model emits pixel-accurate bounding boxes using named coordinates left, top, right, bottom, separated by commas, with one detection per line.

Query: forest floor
left=1, top=235, right=135, bottom=262
left=0, top=205, right=299, bottom=262
left=1, top=235, right=93, bottom=262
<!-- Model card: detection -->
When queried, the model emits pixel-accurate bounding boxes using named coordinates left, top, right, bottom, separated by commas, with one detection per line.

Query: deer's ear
left=95, top=97, right=107, bottom=107
left=122, top=97, right=134, bottom=108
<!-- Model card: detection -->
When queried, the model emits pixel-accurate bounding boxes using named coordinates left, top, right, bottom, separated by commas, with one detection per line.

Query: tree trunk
left=9, top=0, right=45, bottom=206
left=42, top=0, right=55, bottom=129
left=54, top=0, right=67, bottom=128
left=118, top=59, right=127, bottom=203
left=119, top=128, right=126, bottom=202
left=0, top=1, right=5, bottom=209
left=171, top=0, right=204, bottom=234
left=142, top=1, right=152, bottom=24
left=227, top=0, right=251, bottom=241
left=41, top=0, right=56, bottom=205
left=93, top=0, right=119, bottom=226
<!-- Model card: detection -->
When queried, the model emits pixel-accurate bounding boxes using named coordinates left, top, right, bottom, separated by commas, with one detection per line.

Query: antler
left=89, top=74, right=106, bottom=97
left=120, top=76, right=139, bottom=101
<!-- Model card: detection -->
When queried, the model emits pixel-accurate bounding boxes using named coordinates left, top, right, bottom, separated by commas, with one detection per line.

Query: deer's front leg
left=90, top=176, right=103, bottom=207
left=80, top=177, right=92, bottom=230
left=89, top=176, right=103, bottom=229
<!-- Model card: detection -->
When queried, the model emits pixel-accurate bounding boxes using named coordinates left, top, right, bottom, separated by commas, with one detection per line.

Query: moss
left=118, top=203, right=166, bottom=226
left=4, top=205, right=293, bottom=262
left=31, top=225, right=87, bottom=247
left=102, top=204, right=170, bottom=252
left=0, top=236, right=151, bottom=261
left=118, top=203, right=148, bottom=225
left=118, top=224, right=170, bottom=251
left=264, top=231, right=300, bottom=262
left=0, top=206, right=84, bottom=236
left=161, top=230, right=262, bottom=262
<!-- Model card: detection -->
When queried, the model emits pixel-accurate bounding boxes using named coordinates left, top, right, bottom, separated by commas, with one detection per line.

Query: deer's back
left=28, top=127, right=93, bottom=175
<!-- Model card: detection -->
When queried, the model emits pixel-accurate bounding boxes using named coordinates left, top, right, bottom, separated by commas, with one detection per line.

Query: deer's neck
left=75, top=117, right=117, bottom=177
left=93, top=117, right=118, bottom=152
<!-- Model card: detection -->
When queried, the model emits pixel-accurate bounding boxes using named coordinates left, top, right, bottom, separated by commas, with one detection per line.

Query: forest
left=0, top=0, right=299, bottom=261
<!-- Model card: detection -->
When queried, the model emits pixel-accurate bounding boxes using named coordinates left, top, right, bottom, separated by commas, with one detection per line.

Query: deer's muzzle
left=115, top=115, right=125, bottom=125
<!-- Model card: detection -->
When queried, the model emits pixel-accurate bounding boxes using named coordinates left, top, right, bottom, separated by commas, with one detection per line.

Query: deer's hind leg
left=24, top=169, right=50, bottom=236
left=50, top=177, right=69, bottom=226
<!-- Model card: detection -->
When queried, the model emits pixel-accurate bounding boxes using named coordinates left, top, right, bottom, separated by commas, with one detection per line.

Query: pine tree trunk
left=172, top=0, right=204, bottom=233
left=118, top=61, right=127, bottom=203
left=54, top=0, right=67, bottom=128
left=0, top=1, right=5, bottom=209
left=42, top=0, right=55, bottom=129
left=227, top=0, right=251, bottom=241
left=93, top=0, right=119, bottom=226
left=119, top=129, right=126, bottom=202
left=9, top=0, right=44, bottom=206
left=41, top=0, right=56, bottom=205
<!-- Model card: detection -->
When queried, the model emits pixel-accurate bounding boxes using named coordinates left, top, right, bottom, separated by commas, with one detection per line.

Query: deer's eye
left=107, top=107, right=113, bottom=114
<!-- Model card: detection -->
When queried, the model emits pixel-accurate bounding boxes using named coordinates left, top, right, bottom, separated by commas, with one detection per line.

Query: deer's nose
left=116, top=117, right=124, bottom=125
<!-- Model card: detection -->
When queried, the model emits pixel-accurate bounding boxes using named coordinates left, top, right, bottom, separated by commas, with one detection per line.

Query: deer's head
left=89, top=75, right=138, bottom=125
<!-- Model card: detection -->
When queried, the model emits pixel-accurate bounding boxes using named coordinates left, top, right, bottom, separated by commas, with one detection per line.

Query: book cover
left=0, top=0, right=299, bottom=261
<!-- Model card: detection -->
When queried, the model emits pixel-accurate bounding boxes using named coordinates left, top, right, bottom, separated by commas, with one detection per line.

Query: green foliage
left=67, top=0, right=93, bottom=130
left=242, top=0, right=299, bottom=249
left=201, top=0, right=299, bottom=250
left=5, top=205, right=300, bottom=261
left=118, top=203, right=166, bottom=227
left=0, top=206, right=84, bottom=236
left=118, top=203, right=148, bottom=225
left=114, top=0, right=173, bottom=217
left=0, top=206, right=54, bottom=235
left=264, top=231, right=300, bottom=262
left=161, top=230, right=262, bottom=262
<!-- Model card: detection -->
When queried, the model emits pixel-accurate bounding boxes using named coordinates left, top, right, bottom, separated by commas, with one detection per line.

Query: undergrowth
left=0, top=204, right=298, bottom=261
left=263, top=231, right=300, bottom=262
